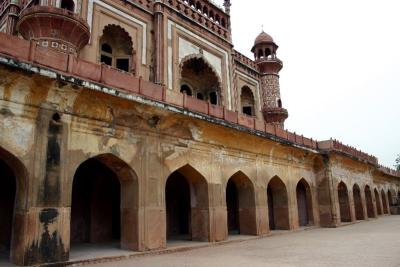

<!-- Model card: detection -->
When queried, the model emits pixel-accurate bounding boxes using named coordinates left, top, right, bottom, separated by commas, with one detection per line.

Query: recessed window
left=99, top=25, right=134, bottom=73
left=180, top=84, right=193, bottom=96
left=61, top=0, right=75, bottom=12
left=209, top=91, right=218, bottom=105
left=241, top=86, right=255, bottom=117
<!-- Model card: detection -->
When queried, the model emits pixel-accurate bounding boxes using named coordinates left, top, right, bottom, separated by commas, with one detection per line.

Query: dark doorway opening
left=296, top=179, right=313, bottom=227
left=226, top=179, right=239, bottom=234
left=267, top=177, right=289, bottom=230
left=353, top=184, right=365, bottom=220
left=365, top=186, right=374, bottom=218
left=165, top=165, right=209, bottom=242
left=71, top=158, right=121, bottom=246
left=0, top=159, right=16, bottom=260
left=226, top=172, right=257, bottom=235
left=374, top=189, right=382, bottom=215
left=338, top=182, right=351, bottom=222
left=166, top=172, right=191, bottom=240
left=381, top=190, right=388, bottom=214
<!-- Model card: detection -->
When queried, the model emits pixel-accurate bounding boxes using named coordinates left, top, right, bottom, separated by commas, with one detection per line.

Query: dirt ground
left=87, top=216, right=400, bottom=267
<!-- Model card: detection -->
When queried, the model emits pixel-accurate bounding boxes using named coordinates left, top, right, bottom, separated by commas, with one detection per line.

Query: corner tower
left=252, top=31, right=288, bottom=128
left=16, top=0, right=90, bottom=55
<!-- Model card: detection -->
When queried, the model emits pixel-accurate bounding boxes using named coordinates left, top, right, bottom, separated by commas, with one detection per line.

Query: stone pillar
left=209, top=183, right=228, bottom=242
left=349, top=190, right=356, bottom=222
left=153, top=0, right=164, bottom=85
left=5, top=0, right=20, bottom=35
left=15, top=109, right=70, bottom=266
left=316, top=158, right=338, bottom=227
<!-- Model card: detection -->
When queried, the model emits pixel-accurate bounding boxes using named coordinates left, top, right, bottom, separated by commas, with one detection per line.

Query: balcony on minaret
left=16, top=1, right=90, bottom=54
left=251, top=30, right=289, bottom=127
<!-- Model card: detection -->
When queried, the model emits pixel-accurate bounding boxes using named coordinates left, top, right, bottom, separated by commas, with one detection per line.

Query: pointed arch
left=337, top=181, right=351, bottom=222
left=240, top=86, right=255, bottom=116
left=267, top=176, right=289, bottom=230
left=71, top=153, right=139, bottom=251
left=365, top=185, right=374, bottom=218
left=165, top=164, right=210, bottom=242
left=179, top=54, right=222, bottom=105
left=296, top=178, right=314, bottom=226
left=353, top=184, right=365, bottom=220
left=99, top=24, right=135, bottom=72
left=226, top=171, right=257, bottom=235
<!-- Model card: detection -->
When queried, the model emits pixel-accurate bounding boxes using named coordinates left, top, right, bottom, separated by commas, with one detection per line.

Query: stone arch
left=353, top=184, right=365, bottom=220
left=165, top=164, right=210, bottom=242
left=381, top=189, right=388, bottom=214
left=374, top=188, right=382, bottom=215
left=296, top=178, right=314, bottom=227
left=226, top=171, right=257, bottom=235
left=179, top=54, right=222, bottom=105
left=99, top=24, right=136, bottom=73
left=240, top=86, right=256, bottom=116
left=0, top=146, right=28, bottom=264
left=337, top=181, right=351, bottom=222
left=70, top=153, right=139, bottom=251
left=267, top=176, right=289, bottom=230
left=365, top=185, right=374, bottom=218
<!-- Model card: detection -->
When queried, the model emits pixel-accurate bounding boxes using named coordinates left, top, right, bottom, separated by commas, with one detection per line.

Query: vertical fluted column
left=5, top=0, right=20, bottom=35
left=154, top=0, right=164, bottom=85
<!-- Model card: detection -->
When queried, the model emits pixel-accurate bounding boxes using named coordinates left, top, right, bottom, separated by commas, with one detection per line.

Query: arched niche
left=70, top=154, right=139, bottom=251
left=165, top=164, right=210, bottom=242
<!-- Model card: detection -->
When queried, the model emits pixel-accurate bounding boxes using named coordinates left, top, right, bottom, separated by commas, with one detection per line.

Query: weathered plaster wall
left=0, top=66, right=399, bottom=265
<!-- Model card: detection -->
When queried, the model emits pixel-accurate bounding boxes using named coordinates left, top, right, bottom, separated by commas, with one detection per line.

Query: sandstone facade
left=0, top=0, right=399, bottom=266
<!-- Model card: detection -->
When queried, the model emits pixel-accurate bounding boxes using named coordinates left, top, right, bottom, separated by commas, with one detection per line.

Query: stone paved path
left=87, top=216, right=400, bottom=267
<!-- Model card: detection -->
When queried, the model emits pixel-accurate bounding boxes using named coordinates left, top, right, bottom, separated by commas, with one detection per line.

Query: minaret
left=252, top=31, right=288, bottom=128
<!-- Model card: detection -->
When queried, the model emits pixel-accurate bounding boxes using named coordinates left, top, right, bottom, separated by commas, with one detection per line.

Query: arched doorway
left=180, top=56, right=221, bottom=105
left=99, top=25, right=135, bottom=72
left=381, top=190, right=388, bottom=214
left=296, top=179, right=313, bottom=227
left=353, top=184, right=365, bottom=220
left=374, top=189, right=382, bottom=215
left=267, top=176, right=289, bottom=230
left=226, top=172, right=257, bottom=235
left=0, top=159, right=16, bottom=261
left=338, top=182, right=351, bottom=222
left=71, top=154, right=138, bottom=251
left=240, top=86, right=255, bottom=116
left=165, top=165, right=209, bottom=242
left=365, top=186, right=374, bottom=218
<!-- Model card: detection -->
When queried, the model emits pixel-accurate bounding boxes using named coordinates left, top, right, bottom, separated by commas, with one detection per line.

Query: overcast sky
left=214, top=0, right=400, bottom=168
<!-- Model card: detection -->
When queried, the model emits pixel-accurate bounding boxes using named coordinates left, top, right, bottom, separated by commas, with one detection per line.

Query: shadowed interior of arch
left=0, top=158, right=16, bottom=261
left=365, top=186, right=375, bottom=218
left=267, top=176, right=289, bottom=230
left=180, top=56, right=221, bottom=105
left=381, top=190, right=388, bottom=214
left=353, top=184, right=365, bottom=220
left=338, top=182, right=351, bottom=223
left=296, top=179, right=314, bottom=227
left=240, top=86, right=255, bottom=116
left=374, top=189, right=383, bottom=215
left=70, top=155, right=139, bottom=253
left=226, top=172, right=257, bottom=235
left=165, top=165, right=209, bottom=242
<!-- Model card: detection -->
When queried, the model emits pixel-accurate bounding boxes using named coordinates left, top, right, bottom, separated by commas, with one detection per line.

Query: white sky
left=214, top=0, right=400, bottom=168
